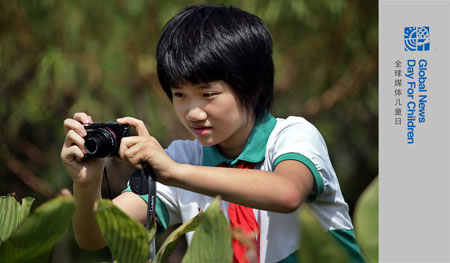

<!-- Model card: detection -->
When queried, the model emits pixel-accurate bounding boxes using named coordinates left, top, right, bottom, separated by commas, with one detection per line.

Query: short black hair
left=156, top=4, right=274, bottom=121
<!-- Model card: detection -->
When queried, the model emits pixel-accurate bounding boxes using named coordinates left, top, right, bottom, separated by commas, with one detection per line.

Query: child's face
left=171, top=81, right=254, bottom=155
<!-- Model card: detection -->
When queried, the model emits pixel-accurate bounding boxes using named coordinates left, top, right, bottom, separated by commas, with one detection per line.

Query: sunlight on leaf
left=94, top=199, right=150, bottom=263
left=0, top=192, right=74, bottom=263
left=153, top=211, right=201, bottom=263
left=182, top=197, right=232, bottom=263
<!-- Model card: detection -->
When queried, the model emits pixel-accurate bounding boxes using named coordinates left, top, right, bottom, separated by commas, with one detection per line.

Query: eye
left=172, top=92, right=185, bottom=98
left=202, top=92, right=218, bottom=98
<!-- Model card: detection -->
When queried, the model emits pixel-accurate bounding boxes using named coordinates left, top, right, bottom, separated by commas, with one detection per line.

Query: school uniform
left=124, top=113, right=365, bottom=262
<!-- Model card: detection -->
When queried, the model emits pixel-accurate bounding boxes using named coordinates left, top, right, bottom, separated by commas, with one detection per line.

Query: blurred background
left=0, top=0, right=377, bottom=262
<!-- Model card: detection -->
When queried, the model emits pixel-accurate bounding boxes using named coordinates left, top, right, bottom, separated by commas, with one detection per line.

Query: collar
left=202, top=113, right=277, bottom=167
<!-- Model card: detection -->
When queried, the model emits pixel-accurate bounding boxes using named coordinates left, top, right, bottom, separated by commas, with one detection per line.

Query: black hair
left=156, top=4, right=274, bottom=121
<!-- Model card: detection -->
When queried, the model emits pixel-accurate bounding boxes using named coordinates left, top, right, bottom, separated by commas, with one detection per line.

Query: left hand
left=116, top=117, right=178, bottom=185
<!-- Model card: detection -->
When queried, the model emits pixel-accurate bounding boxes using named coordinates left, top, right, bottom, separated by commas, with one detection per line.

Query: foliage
left=94, top=199, right=150, bottom=263
left=298, top=205, right=349, bottom=263
left=0, top=181, right=378, bottom=262
left=354, top=176, right=378, bottom=263
left=93, top=197, right=232, bottom=263
left=153, top=211, right=201, bottom=262
left=0, top=191, right=75, bottom=263
left=2, top=0, right=377, bottom=261
left=1, top=0, right=377, bottom=205
left=181, top=198, right=233, bottom=263
left=0, top=194, right=34, bottom=244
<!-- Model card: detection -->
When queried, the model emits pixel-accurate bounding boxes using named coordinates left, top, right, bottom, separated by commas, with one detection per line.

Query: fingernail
left=88, top=116, right=93, bottom=123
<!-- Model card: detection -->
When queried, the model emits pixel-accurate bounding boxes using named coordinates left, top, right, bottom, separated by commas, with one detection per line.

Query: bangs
left=157, top=4, right=230, bottom=92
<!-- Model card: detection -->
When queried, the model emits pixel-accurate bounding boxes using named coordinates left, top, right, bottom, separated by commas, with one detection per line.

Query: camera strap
left=103, top=166, right=112, bottom=200
left=129, top=164, right=157, bottom=259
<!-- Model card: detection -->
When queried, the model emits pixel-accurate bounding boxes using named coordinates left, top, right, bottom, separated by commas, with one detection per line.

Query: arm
left=72, top=187, right=148, bottom=250
left=117, top=117, right=315, bottom=214
left=61, top=113, right=148, bottom=250
left=171, top=160, right=314, bottom=213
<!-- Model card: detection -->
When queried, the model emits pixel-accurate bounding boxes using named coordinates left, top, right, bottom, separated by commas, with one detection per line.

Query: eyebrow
left=170, top=83, right=215, bottom=90
left=197, top=83, right=214, bottom=89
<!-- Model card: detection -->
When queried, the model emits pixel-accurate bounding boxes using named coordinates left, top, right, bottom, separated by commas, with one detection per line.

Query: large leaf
left=354, top=176, right=378, bottom=263
left=94, top=199, right=150, bottom=263
left=0, top=194, right=35, bottom=244
left=182, top=197, right=233, bottom=263
left=0, top=193, right=75, bottom=263
left=298, top=205, right=349, bottom=263
left=153, top=212, right=201, bottom=263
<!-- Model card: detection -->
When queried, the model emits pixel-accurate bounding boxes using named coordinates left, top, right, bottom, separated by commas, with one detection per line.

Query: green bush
left=0, top=191, right=75, bottom=263
left=0, top=178, right=378, bottom=262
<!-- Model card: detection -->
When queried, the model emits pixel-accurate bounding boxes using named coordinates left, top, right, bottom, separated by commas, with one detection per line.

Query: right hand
left=61, top=112, right=106, bottom=187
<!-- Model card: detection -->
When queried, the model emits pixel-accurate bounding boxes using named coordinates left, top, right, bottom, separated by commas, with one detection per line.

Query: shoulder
left=269, top=116, right=326, bottom=148
left=265, top=116, right=331, bottom=182
left=165, top=139, right=203, bottom=165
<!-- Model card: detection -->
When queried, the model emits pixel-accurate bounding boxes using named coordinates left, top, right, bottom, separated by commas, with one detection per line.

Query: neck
left=218, top=117, right=255, bottom=159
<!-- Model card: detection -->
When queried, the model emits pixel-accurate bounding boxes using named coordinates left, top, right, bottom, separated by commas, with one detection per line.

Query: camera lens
left=84, top=128, right=117, bottom=158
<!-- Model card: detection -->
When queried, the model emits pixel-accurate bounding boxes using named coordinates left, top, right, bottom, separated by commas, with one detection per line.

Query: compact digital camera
left=83, top=122, right=130, bottom=158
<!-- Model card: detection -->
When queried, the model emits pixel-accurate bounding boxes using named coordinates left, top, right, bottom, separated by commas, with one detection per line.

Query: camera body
left=84, top=122, right=130, bottom=158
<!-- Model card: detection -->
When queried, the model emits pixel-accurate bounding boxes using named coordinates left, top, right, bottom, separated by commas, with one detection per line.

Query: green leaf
left=153, top=212, right=201, bottom=263
left=182, top=197, right=232, bottom=263
left=0, top=194, right=34, bottom=244
left=298, top=205, right=349, bottom=263
left=354, top=176, right=378, bottom=263
left=19, top=197, right=35, bottom=223
left=147, top=218, right=157, bottom=246
left=0, top=194, right=74, bottom=263
left=94, top=199, right=149, bottom=263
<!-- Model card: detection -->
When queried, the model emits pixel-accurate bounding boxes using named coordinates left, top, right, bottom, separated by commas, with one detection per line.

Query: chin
left=195, top=137, right=219, bottom=147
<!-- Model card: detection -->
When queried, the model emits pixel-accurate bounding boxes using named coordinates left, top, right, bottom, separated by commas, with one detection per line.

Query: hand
left=117, top=117, right=178, bottom=185
left=61, top=112, right=105, bottom=187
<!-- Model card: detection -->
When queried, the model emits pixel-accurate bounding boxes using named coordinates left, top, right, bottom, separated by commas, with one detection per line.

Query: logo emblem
left=404, top=26, right=430, bottom=51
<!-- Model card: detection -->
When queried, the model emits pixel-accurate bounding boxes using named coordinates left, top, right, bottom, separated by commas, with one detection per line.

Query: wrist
left=164, top=163, right=187, bottom=187
left=73, top=176, right=102, bottom=190
left=73, top=180, right=102, bottom=201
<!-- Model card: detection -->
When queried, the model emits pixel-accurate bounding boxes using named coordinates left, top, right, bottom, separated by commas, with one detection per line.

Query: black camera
left=83, top=122, right=130, bottom=158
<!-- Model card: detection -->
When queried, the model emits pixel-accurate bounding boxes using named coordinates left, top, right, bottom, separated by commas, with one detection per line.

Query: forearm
left=72, top=182, right=107, bottom=250
left=169, top=163, right=310, bottom=213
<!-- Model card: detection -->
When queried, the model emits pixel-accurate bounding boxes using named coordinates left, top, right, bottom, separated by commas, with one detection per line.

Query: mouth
left=191, top=126, right=212, bottom=136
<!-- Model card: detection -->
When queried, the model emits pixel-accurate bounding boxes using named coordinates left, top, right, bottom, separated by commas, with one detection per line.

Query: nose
left=186, top=104, right=207, bottom=122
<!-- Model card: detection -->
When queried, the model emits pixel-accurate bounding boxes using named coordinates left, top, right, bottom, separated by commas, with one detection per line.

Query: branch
left=6, top=156, right=55, bottom=198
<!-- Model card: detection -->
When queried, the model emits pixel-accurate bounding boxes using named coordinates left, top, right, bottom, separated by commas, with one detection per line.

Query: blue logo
left=404, top=26, right=430, bottom=51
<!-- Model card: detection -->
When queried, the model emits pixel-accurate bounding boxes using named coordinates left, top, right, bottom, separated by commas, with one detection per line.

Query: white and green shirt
left=124, top=113, right=365, bottom=262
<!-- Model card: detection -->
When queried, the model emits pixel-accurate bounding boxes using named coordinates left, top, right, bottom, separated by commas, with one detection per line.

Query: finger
left=64, top=130, right=86, bottom=153
left=64, top=118, right=87, bottom=137
left=122, top=139, right=153, bottom=169
left=118, top=136, right=142, bottom=160
left=122, top=142, right=142, bottom=161
left=73, top=112, right=93, bottom=125
left=124, top=147, right=146, bottom=170
left=116, top=117, right=150, bottom=136
left=127, top=156, right=144, bottom=170
left=121, top=136, right=144, bottom=148
left=61, top=145, right=85, bottom=164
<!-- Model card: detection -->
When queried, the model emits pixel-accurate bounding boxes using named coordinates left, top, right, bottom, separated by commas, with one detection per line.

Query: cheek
left=173, top=103, right=187, bottom=121
left=223, top=99, right=247, bottom=122
left=208, top=102, right=247, bottom=129
left=213, top=95, right=243, bottom=115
